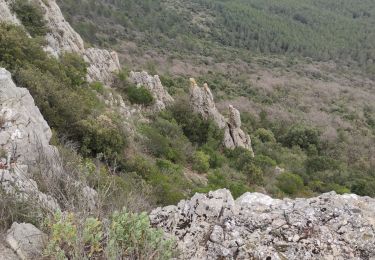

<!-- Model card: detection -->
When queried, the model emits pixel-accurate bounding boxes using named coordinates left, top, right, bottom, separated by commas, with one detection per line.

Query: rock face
left=0, top=68, right=54, bottom=166
left=0, top=0, right=21, bottom=25
left=6, top=223, right=46, bottom=260
left=83, top=48, right=121, bottom=86
left=129, top=71, right=174, bottom=111
left=150, top=189, right=375, bottom=260
left=189, top=79, right=254, bottom=155
left=33, top=0, right=121, bottom=85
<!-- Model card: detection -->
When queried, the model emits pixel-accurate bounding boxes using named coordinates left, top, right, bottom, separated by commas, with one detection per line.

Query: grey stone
left=150, top=190, right=375, bottom=259
left=6, top=223, right=46, bottom=260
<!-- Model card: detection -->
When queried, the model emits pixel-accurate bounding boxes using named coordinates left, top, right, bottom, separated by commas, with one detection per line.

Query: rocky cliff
left=189, top=79, right=254, bottom=155
left=150, top=189, right=375, bottom=260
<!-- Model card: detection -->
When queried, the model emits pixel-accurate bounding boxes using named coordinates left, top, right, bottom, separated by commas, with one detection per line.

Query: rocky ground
left=150, top=189, right=375, bottom=260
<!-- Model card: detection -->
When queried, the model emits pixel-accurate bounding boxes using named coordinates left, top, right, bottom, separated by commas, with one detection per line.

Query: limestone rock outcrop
left=83, top=48, right=121, bottom=86
left=6, top=223, right=46, bottom=260
left=0, top=68, right=95, bottom=212
left=150, top=189, right=375, bottom=260
left=33, top=0, right=121, bottom=85
left=189, top=79, right=254, bottom=155
left=0, top=0, right=21, bottom=25
left=0, top=68, right=54, bottom=166
left=129, top=71, right=174, bottom=111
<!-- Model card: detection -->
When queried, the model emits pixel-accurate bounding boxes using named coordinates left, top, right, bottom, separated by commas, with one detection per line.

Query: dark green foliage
left=351, top=179, right=375, bottom=197
left=74, top=115, right=127, bottom=159
left=169, top=100, right=224, bottom=147
left=125, top=156, right=187, bottom=205
left=277, top=172, right=304, bottom=195
left=127, top=85, right=154, bottom=105
left=281, top=124, right=320, bottom=150
left=192, top=151, right=210, bottom=173
left=141, top=116, right=192, bottom=163
left=60, top=52, right=88, bottom=87
left=11, top=0, right=48, bottom=37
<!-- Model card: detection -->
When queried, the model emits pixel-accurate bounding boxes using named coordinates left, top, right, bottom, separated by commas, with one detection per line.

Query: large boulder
left=6, top=223, right=46, bottom=260
left=150, top=190, right=375, bottom=259
left=189, top=79, right=254, bottom=155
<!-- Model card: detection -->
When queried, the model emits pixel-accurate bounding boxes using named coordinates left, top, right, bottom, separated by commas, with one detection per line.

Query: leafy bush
left=44, top=210, right=176, bottom=259
left=11, top=0, right=48, bottom=37
left=169, top=100, right=223, bottom=147
left=282, top=124, right=320, bottom=150
left=127, top=85, right=155, bottom=105
left=192, top=151, right=210, bottom=173
left=74, top=114, right=126, bottom=159
left=255, top=128, right=276, bottom=143
left=277, top=172, right=304, bottom=195
left=59, top=52, right=88, bottom=87
left=108, top=209, right=175, bottom=259
left=141, top=116, right=192, bottom=163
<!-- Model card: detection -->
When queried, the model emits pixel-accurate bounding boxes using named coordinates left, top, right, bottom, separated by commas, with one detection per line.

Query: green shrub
left=192, top=151, right=210, bottom=173
left=255, top=128, right=276, bottom=143
left=60, top=52, right=88, bottom=87
left=242, top=163, right=263, bottom=185
left=74, top=114, right=126, bottom=159
left=277, top=172, right=304, bottom=195
left=169, top=100, right=223, bottom=147
left=127, top=85, right=154, bottom=105
left=11, top=0, right=48, bottom=37
left=141, top=116, right=192, bottom=163
left=282, top=124, right=320, bottom=150
left=44, top=210, right=176, bottom=259
left=108, top=210, right=176, bottom=259
left=89, top=81, right=105, bottom=94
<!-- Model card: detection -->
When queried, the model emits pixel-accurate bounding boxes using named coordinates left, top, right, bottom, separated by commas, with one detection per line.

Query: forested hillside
left=58, top=0, right=375, bottom=71
left=54, top=0, right=375, bottom=198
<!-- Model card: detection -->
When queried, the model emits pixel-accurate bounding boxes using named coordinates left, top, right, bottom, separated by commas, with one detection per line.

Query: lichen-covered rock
left=0, top=240, right=20, bottom=260
left=6, top=223, right=46, bottom=260
left=189, top=79, right=254, bottom=155
left=0, top=0, right=21, bottom=25
left=129, top=71, right=174, bottom=112
left=150, top=189, right=375, bottom=260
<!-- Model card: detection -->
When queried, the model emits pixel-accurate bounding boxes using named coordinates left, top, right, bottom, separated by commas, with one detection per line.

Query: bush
left=277, top=172, right=304, bottom=195
left=282, top=124, right=320, bottom=150
left=255, top=128, right=276, bottom=143
left=108, top=210, right=176, bottom=259
left=11, top=0, right=48, bottom=37
left=60, top=52, right=88, bottom=87
left=169, top=100, right=223, bottom=147
left=74, top=114, right=126, bottom=159
left=44, top=210, right=176, bottom=259
left=127, top=85, right=154, bottom=105
left=192, top=151, right=210, bottom=173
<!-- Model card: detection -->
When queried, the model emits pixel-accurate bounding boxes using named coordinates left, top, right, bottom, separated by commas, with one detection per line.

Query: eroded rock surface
left=129, top=71, right=174, bottom=111
left=189, top=79, right=254, bottom=154
left=6, top=223, right=46, bottom=260
left=150, top=189, right=375, bottom=260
